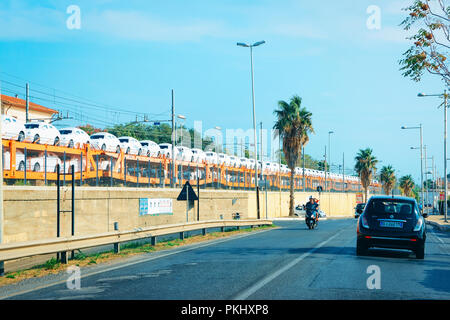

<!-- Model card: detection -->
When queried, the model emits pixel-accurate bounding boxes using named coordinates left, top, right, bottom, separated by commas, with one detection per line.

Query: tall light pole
left=418, top=91, right=448, bottom=222
left=401, top=124, right=424, bottom=212
left=237, top=40, right=265, bottom=219
left=328, top=131, right=334, bottom=174
left=171, top=90, right=175, bottom=188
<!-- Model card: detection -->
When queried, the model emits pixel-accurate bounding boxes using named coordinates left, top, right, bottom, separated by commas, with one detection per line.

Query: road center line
left=233, top=229, right=346, bottom=300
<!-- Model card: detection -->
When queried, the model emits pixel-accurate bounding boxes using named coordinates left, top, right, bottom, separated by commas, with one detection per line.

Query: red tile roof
left=1, top=94, right=58, bottom=115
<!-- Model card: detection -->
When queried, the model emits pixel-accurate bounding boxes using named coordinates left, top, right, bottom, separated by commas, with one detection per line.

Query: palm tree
left=354, top=148, right=378, bottom=203
left=273, top=95, right=314, bottom=216
left=399, top=175, right=415, bottom=197
left=380, top=165, right=396, bottom=195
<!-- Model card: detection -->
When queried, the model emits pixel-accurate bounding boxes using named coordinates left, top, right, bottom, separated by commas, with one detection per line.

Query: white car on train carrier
left=140, top=140, right=160, bottom=157
left=24, top=121, right=61, bottom=145
left=118, top=136, right=142, bottom=155
left=59, top=127, right=90, bottom=148
left=89, top=132, right=121, bottom=153
left=2, top=115, right=25, bottom=142
left=205, top=151, right=218, bottom=165
left=191, top=148, right=206, bottom=163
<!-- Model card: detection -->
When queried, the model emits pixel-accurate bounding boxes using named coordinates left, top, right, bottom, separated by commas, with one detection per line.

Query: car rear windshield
left=119, top=138, right=129, bottom=143
left=365, top=199, right=415, bottom=217
left=141, top=142, right=148, bottom=146
left=59, top=130, right=72, bottom=135
left=90, top=135, right=104, bottom=139
left=25, top=124, right=39, bottom=129
left=160, top=145, right=168, bottom=149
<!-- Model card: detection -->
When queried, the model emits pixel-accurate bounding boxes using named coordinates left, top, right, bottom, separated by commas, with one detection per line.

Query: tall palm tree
left=273, top=95, right=314, bottom=216
left=354, top=148, right=378, bottom=203
left=399, top=175, right=415, bottom=197
left=380, top=165, right=396, bottom=195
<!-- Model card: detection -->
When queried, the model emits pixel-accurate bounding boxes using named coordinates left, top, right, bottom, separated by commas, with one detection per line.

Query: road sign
left=177, top=181, right=199, bottom=201
left=440, top=192, right=446, bottom=201
left=356, top=193, right=363, bottom=204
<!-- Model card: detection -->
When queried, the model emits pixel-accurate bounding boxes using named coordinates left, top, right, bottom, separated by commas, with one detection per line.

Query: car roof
left=368, top=195, right=416, bottom=202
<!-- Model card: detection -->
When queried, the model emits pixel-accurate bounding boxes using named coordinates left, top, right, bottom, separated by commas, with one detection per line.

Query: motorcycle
left=305, top=210, right=318, bottom=229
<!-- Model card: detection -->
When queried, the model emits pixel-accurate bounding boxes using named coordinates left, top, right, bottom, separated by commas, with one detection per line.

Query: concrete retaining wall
left=2, top=186, right=359, bottom=244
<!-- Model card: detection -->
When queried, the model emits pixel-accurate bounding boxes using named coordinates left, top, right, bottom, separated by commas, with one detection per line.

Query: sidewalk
left=426, top=215, right=450, bottom=231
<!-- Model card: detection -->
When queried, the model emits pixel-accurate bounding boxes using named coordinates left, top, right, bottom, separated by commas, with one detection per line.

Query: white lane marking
left=429, top=229, right=450, bottom=255
left=0, top=228, right=275, bottom=300
left=233, top=229, right=346, bottom=300
left=431, top=229, right=445, bottom=244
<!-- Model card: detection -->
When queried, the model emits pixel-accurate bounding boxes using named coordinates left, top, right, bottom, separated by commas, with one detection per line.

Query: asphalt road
left=2, top=218, right=450, bottom=300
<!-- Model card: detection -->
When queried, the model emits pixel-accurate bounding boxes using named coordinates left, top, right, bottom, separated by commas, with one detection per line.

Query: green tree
left=354, top=148, right=378, bottom=203
left=400, top=0, right=449, bottom=86
left=273, top=95, right=314, bottom=216
left=317, top=160, right=329, bottom=172
left=380, top=165, right=396, bottom=195
left=399, top=175, right=416, bottom=197
left=78, top=124, right=102, bottom=136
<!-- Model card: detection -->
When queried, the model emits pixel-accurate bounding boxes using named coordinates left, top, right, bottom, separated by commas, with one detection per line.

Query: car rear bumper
left=357, top=233, right=424, bottom=250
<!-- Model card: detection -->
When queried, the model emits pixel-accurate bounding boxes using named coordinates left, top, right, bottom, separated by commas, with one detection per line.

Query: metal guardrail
left=0, top=219, right=273, bottom=263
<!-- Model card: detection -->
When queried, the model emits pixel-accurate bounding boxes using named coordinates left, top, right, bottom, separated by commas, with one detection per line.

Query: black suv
left=356, top=196, right=427, bottom=259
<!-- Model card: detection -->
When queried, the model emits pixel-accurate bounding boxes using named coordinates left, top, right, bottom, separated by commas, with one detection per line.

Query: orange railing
left=1, top=139, right=382, bottom=193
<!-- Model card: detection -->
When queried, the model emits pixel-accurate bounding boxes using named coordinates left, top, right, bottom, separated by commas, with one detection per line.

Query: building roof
left=1, top=94, right=58, bottom=115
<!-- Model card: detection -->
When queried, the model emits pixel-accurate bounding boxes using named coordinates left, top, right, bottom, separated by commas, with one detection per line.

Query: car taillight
left=361, top=214, right=370, bottom=229
left=413, top=218, right=423, bottom=231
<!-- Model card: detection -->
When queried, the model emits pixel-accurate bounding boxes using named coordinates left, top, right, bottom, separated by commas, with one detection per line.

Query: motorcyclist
left=305, top=196, right=319, bottom=221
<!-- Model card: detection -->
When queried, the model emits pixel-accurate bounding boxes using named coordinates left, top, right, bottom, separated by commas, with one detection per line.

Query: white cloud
left=85, top=10, right=226, bottom=42
left=0, top=7, right=65, bottom=40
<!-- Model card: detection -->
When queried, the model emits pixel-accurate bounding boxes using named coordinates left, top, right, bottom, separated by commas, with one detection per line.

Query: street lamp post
left=418, top=91, right=448, bottom=222
left=402, top=125, right=424, bottom=213
left=237, top=40, right=265, bottom=219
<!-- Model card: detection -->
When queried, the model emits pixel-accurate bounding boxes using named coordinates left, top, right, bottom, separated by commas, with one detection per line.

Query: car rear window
left=25, top=124, right=39, bottom=129
left=141, top=142, right=148, bottom=146
left=365, top=199, right=415, bottom=217
left=90, top=135, right=104, bottom=139
left=119, top=138, right=129, bottom=143
left=60, top=130, right=72, bottom=135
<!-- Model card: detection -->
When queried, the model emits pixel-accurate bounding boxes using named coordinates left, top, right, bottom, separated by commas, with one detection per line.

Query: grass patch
left=0, top=224, right=276, bottom=287
left=42, top=258, right=61, bottom=270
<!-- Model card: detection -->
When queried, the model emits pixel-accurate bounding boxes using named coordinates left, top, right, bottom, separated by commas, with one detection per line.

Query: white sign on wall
left=139, top=198, right=173, bottom=216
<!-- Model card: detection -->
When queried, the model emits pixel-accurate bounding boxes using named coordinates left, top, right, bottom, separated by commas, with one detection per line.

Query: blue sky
left=0, top=0, right=447, bottom=182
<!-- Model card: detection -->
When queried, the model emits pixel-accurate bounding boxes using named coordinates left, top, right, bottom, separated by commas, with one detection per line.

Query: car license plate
left=380, top=221, right=403, bottom=228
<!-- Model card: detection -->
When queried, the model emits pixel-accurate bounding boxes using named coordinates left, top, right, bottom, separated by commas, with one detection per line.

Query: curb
left=426, top=219, right=450, bottom=232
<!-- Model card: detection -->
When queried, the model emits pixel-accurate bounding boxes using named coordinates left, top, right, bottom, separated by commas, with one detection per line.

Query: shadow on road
left=420, top=268, right=450, bottom=294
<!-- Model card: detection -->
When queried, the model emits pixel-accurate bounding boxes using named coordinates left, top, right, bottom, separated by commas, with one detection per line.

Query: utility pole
left=302, top=146, right=305, bottom=192
left=279, top=136, right=282, bottom=216
left=171, top=90, right=175, bottom=188
left=445, top=90, right=448, bottom=222
left=26, top=83, right=29, bottom=123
